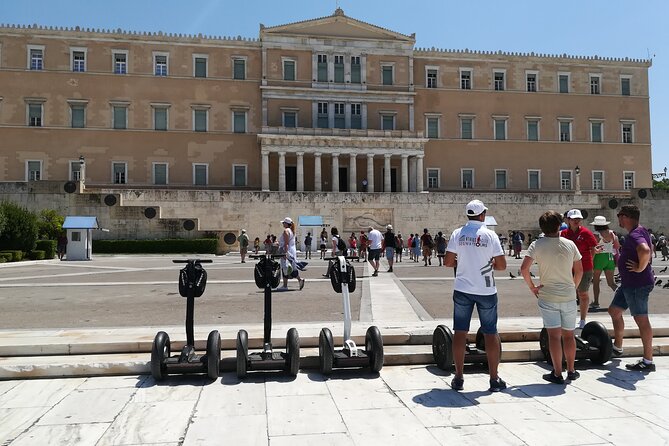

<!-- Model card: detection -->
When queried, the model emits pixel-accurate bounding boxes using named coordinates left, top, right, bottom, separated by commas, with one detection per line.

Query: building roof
left=298, top=216, right=324, bottom=226
left=63, top=216, right=99, bottom=229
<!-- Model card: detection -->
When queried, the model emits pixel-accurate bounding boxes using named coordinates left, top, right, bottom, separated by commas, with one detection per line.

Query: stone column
left=367, top=154, right=374, bottom=193
left=331, top=153, right=340, bottom=192
left=261, top=150, right=270, bottom=191
left=296, top=152, right=304, bottom=192
left=384, top=154, right=392, bottom=192
left=349, top=153, right=357, bottom=192
left=278, top=151, right=286, bottom=192
left=401, top=154, right=409, bottom=192
left=409, top=157, right=416, bottom=192
left=416, top=155, right=424, bottom=193
left=314, top=152, right=322, bottom=192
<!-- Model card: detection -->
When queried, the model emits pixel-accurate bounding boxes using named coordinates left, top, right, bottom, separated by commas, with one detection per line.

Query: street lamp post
left=574, top=165, right=581, bottom=195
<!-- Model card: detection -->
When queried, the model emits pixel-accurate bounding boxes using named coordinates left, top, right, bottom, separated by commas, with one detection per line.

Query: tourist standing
left=304, top=232, right=313, bottom=259
left=589, top=216, right=620, bottom=309
left=383, top=224, right=396, bottom=272
left=367, top=226, right=383, bottom=277
left=278, top=217, right=305, bottom=291
left=238, top=229, right=249, bottom=263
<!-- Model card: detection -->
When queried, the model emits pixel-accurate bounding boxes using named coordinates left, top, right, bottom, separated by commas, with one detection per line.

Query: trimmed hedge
left=28, top=250, right=46, bottom=260
left=0, top=250, right=23, bottom=262
left=36, top=240, right=57, bottom=259
left=0, top=257, right=5, bottom=263
left=0, top=252, right=12, bottom=262
left=92, top=239, right=217, bottom=254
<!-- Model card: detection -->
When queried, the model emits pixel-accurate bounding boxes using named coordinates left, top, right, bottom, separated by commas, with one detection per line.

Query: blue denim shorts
left=385, top=247, right=394, bottom=260
left=452, top=290, right=498, bottom=334
left=610, top=285, right=653, bottom=316
left=537, top=299, right=577, bottom=330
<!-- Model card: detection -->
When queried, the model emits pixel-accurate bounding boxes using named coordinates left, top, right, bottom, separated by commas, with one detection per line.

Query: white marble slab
left=429, top=425, right=526, bottom=446
left=326, top=375, right=403, bottom=411
left=37, top=387, right=136, bottom=425
left=576, top=417, right=669, bottom=445
left=132, top=376, right=204, bottom=403
left=77, top=375, right=148, bottom=389
left=341, top=407, right=440, bottom=446
left=380, top=364, right=450, bottom=391
left=183, top=414, right=267, bottom=446
left=265, top=370, right=329, bottom=397
left=0, top=406, right=50, bottom=444
left=266, top=394, right=346, bottom=437
left=602, top=394, right=669, bottom=426
left=10, top=423, right=110, bottom=446
left=395, top=388, right=495, bottom=427
left=96, top=400, right=195, bottom=445
left=196, top=376, right=266, bottom=416
left=270, top=432, right=354, bottom=446
left=0, top=378, right=84, bottom=408
left=569, top=369, right=653, bottom=398
left=0, top=379, right=20, bottom=396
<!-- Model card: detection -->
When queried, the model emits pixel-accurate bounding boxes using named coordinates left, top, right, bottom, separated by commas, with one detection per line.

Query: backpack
left=336, top=236, right=347, bottom=253
left=411, top=238, right=417, bottom=248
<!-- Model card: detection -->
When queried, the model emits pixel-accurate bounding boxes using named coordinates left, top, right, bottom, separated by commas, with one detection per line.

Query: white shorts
left=537, top=298, right=577, bottom=330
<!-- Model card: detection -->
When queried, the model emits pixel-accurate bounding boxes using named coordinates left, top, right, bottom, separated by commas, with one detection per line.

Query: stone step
left=1, top=337, right=667, bottom=380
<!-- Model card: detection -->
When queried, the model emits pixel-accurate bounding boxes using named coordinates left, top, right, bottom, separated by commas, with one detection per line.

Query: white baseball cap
left=280, top=217, right=293, bottom=225
left=465, top=200, right=488, bottom=216
left=566, top=209, right=584, bottom=219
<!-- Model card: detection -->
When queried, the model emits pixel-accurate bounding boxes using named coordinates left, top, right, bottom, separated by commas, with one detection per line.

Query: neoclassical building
left=0, top=9, right=653, bottom=193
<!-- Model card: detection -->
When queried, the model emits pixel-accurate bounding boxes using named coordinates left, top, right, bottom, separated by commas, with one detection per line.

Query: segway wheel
left=319, top=328, right=334, bottom=375
left=581, top=321, right=613, bottom=365
left=432, top=325, right=454, bottom=372
left=206, top=330, right=221, bottom=380
left=236, top=330, right=248, bottom=379
left=150, top=331, right=170, bottom=381
left=365, top=326, right=384, bottom=372
left=286, top=328, right=300, bottom=376
left=539, top=327, right=552, bottom=363
left=475, top=327, right=486, bottom=351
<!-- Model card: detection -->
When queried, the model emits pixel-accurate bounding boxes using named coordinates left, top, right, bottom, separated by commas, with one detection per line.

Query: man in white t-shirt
left=445, top=200, right=507, bottom=392
left=367, top=226, right=383, bottom=277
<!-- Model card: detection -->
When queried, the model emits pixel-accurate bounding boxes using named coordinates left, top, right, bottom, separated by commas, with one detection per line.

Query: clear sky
left=2, top=0, right=667, bottom=176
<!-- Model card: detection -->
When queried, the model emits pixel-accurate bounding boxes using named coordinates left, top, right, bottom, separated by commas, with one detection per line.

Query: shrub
left=0, top=202, right=39, bottom=252
left=0, top=250, right=23, bottom=262
left=36, top=240, right=57, bottom=259
left=0, top=257, right=5, bottom=263
left=0, top=207, right=6, bottom=236
left=28, top=250, right=46, bottom=260
left=0, top=252, right=12, bottom=262
left=92, top=238, right=218, bottom=254
left=37, top=209, right=65, bottom=240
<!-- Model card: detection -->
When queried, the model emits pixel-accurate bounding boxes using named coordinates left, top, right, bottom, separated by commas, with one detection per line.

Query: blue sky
left=2, top=0, right=667, bottom=176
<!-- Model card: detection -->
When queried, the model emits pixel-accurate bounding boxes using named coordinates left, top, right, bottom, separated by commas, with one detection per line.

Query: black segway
left=318, top=255, right=383, bottom=374
left=432, top=325, right=500, bottom=371
left=236, top=254, right=300, bottom=378
left=539, top=321, right=612, bottom=365
left=151, top=259, right=220, bottom=381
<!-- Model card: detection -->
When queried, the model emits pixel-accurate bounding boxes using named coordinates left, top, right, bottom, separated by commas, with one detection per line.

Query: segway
left=539, top=321, right=612, bottom=365
left=151, top=259, right=220, bottom=381
left=318, top=255, right=383, bottom=374
left=432, top=326, right=500, bottom=371
left=236, top=254, right=300, bottom=378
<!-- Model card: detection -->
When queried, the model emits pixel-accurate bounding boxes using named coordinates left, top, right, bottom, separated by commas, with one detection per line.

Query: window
left=334, top=55, right=344, bottom=83
left=27, top=160, right=42, bottom=181
left=381, top=114, right=394, bottom=130
left=153, top=163, right=168, bottom=185
left=70, top=161, right=81, bottom=181
left=317, top=102, right=328, bottom=128
left=283, top=111, right=296, bottom=128
left=153, top=106, right=168, bottom=131
left=621, top=76, right=631, bottom=96
left=590, top=74, right=601, bottom=94
left=28, top=103, right=43, bottom=126
left=560, top=170, right=572, bottom=190
left=351, top=103, right=362, bottom=129
left=558, top=72, right=570, bottom=93
left=154, top=53, right=168, bottom=76
left=70, top=104, right=86, bottom=128
left=426, top=68, right=437, bottom=88
left=427, top=169, right=439, bottom=189
left=591, top=121, right=603, bottom=142
left=622, top=122, right=634, bottom=143
left=382, top=65, right=393, bottom=85
left=71, top=49, right=86, bottom=72
left=334, top=103, right=345, bottom=129
left=461, top=117, right=473, bottom=139
left=112, top=162, right=127, bottom=184
left=233, top=111, right=247, bottom=133
left=193, top=164, right=208, bottom=186
left=351, top=56, right=361, bottom=84
left=317, top=54, right=327, bottom=82
left=460, top=69, right=472, bottom=90
left=462, top=169, right=474, bottom=189
left=71, top=231, right=81, bottom=242
left=592, top=171, right=604, bottom=190
left=426, top=117, right=439, bottom=138
left=193, top=109, right=208, bottom=132
left=194, top=56, right=207, bottom=78
left=112, top=105, right=127, bottom=129
left=283, top=59, right=295, bottom=81
left=28, top=46, right=44, bottom=70
left=559, top=121, right=571, bottom=142
left=623, top=171, right=634, bottom=190
left=495, top=170, right=507, bottom=189
left=526, top=72, right=538, bottom=92
left=528, top=170, right=540, bottom=190
left=527, top=120, right=539, bottom=141
left=493, top=70, right=505, bottom=91
left=494, top=118, right=507, bottom=140
left=113, top=51, right=127, bottom=74
left=233, top=165, right=247, bottom=187
left=233, top=58, right=246, bottom=80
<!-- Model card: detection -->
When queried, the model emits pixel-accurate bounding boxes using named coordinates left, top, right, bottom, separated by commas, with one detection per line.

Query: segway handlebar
left=326, top=256, right=360, bottom=261
left=172, top=259, right=213, bottom=264
left=250, top=253, right=285, bottom=260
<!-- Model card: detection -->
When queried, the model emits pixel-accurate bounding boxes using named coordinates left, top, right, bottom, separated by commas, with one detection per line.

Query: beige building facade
left=0, top=8, right=653, bottom=195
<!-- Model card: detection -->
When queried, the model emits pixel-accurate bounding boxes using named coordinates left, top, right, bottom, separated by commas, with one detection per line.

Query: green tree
left=652, top=178, right=669, bottom=190
left=0, top=202, right=39, bottom=251
left=0, top=206, right=6, bottom=237
left=38, top=209, right=65, bottom=240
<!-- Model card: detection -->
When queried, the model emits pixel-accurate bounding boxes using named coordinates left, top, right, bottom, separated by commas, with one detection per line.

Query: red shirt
left=560, top=226, right=598, bottom=271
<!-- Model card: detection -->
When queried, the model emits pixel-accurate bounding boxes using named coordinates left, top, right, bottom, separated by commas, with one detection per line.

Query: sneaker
left=451, top=376, right=464, bottom=391
left=577, top=320, right=586, bottom=330
left=567, top=371, right=580, bottom=381
left=277, top=285, right=288, bottom=291
left=387, top=268, right=393, bottom=272
left=372, top=271, right=378, bottom=277
left=612, top=345, right=624, bottom=357
left=488, top=377, right=507, bottom=392
left=299, top=278, right=305, bottom=291
left=542, top=372, right=565, bottom=384
left=625, top=359, right=656, bottom=372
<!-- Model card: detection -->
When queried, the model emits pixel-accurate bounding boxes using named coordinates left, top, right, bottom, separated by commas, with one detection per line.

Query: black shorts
left=368, top=248, right=381, bottom=261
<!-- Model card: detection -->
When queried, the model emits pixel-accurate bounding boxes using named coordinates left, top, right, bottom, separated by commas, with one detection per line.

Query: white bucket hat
left=590, top=216, right=610, bottom=226
left=280, top=217, right=293, bottom=225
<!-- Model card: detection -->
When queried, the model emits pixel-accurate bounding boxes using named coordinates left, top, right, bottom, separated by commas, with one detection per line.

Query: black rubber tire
left=236, top=330, right=248, bottom=379
left=432, top=325, right=454, bottom=371
left=539, top=327, right=552, bottom=363
left=206, top=330, right=221, bottom=380
left=582, top=321, right=613, bottom=365
left=286, top=328, right=300, bottom=376
left=319, top=328, right=334, bottom=375
left=366, top=326, right=384, bottom=372
left=150, top=331, right=170, bottom=381
left=475, top=327, right=486, bottom=351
